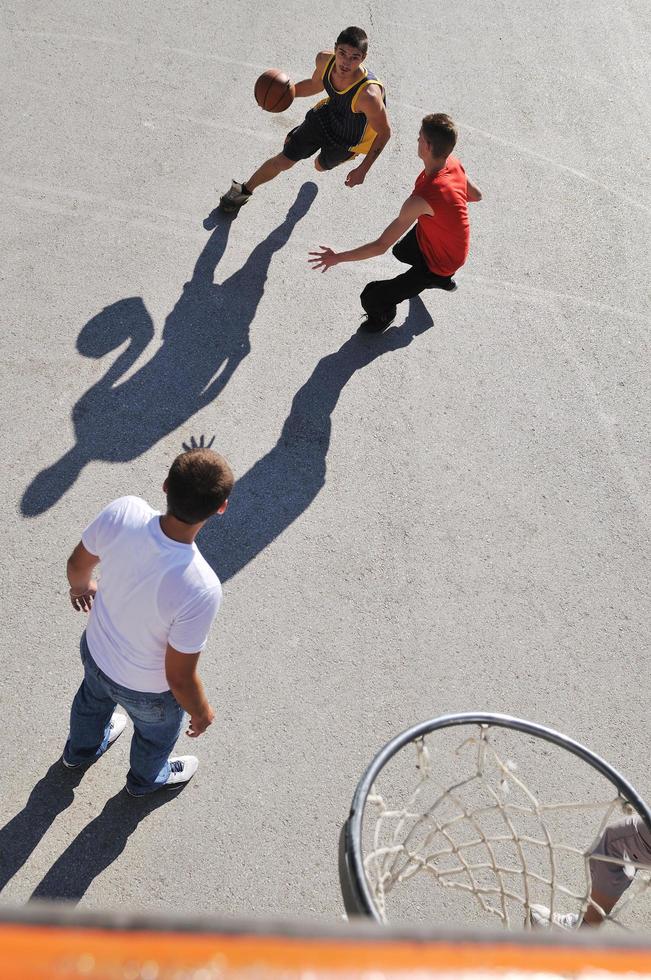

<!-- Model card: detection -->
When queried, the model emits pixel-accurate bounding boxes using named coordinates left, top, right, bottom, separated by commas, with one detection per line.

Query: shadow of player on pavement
left=203, top=295, right=435, bottom=583
left=21, top=182, right=318, bottom=517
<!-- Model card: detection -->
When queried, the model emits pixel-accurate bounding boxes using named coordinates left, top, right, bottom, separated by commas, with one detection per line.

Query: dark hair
left=421, top=113, right=458, bottom=157
left=166, top=449, right=234, bottom=524
left=335, top=26, right=368, bottom=55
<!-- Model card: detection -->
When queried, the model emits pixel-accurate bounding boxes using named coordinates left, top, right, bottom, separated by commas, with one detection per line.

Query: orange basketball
left=254, top=68, right=295, bottom=113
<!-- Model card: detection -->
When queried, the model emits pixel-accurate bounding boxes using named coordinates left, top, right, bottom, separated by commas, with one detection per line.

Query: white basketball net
left=362, top=726, right=651, bottom=929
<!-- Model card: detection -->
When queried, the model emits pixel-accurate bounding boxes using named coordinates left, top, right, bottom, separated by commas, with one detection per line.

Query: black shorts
left=282, top=108, right=355, bottom=170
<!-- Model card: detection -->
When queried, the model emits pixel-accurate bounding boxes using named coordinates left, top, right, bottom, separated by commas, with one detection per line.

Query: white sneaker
left=125, top=756, right=199, bottom=796
left=528, top=904, right=580, bottom=930
left=165, top=755, right=199, bottom=789
left=62, top=711, right=127, bottom=768
left=107, top=712, right=127, bottom=745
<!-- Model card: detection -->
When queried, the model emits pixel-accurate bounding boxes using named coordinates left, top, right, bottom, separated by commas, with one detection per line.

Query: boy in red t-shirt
left=309, top=114, right=482, bottom=332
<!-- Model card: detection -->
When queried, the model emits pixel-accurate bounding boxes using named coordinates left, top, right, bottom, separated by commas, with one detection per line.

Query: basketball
left=254, top=69, right=295, bottom=113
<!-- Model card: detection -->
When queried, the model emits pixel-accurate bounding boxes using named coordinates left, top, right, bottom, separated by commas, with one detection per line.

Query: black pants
left=360, top=228, right=454, bottom=317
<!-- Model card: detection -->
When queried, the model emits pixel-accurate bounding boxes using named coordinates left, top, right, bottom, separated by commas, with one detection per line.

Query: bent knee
left=278, top=153, right=297, bottom=170
left=314, top=157, right=326, bottom=172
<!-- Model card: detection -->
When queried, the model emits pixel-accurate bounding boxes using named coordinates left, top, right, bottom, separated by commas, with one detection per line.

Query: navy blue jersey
left=312, top=55, right=385, bottom=154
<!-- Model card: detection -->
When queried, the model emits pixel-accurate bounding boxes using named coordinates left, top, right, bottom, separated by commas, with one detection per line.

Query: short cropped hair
left=335, top=26, right=368, bottom=55
left=421, top=113, right=458, bottom=157
left=166, top=449, right=234, bottom=524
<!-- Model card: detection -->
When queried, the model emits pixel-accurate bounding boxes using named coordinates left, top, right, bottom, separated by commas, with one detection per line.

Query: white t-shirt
left=82, top=496, right=221, bottom=693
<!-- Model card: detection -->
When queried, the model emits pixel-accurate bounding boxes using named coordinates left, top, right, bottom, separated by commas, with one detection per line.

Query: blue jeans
left=64, top=633, right=185, bottom=796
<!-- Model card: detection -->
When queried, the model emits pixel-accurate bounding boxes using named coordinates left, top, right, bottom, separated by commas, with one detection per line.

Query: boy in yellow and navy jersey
left=219, top=27, right=390, bottom=213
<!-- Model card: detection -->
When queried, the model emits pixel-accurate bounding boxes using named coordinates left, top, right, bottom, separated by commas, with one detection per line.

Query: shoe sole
left=219, top=198, right=249, bottom=214
left=125, top=780, right=192, bottom=797
left=125, top=773, right=196, bottom=797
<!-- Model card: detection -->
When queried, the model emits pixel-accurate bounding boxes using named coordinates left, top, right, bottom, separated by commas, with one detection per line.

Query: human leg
left=63, top=633, right=119, bottom=766
left=529, top=814, right=651, bottom=930
left=582, top=888, right=618, bottom=926
left=360, top=243, right=460, bottom=332
left=359, top=266, right=429, bottom=332
left=584, top=815, right=651, bottom=924
left=244, top=152, right=297, bottom=192
left=219, top=161, right=292, bottom=214
left=219, top=116, right=319, bottom=213
left=314, top=144, right=355, bottom=172
left=393, top=227, right=458, bottom=291
left=392, top=227, right=424, bottom=266
left=123, top=690, right=186, bottom=796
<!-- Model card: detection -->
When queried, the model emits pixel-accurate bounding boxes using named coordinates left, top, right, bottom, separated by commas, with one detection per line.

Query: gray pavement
left=1, top=0, right=649, bottom=923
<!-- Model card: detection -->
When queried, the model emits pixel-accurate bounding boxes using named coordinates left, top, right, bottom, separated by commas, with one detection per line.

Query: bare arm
left=67, top=540, right=99, bottom=612
left=345, top=85, right=391, bottom=187
left=293, top=50, right=330, bottom=97
left=309, top=195, right=432, bottom=271
left=165, top=645, right=215, bottom=737
left=467, top=176, right=483, bottom=202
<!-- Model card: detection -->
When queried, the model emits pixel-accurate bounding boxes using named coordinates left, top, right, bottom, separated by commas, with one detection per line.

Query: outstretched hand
left=308, top=247, right=339, bottom=273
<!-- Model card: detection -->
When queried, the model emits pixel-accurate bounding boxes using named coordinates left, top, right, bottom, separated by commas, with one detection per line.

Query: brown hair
left=166, top=449, right=234, bottom=524
left=335, top=26, right=368, bottom=56
left=421, top=113, right=458, bottom=157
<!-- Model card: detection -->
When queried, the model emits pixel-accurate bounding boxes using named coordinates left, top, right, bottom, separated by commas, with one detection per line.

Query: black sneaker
left=218, top=180, right=252, bottom=214
left=428, top=275, right=457, bottom=292
left=359, top=308, right=397, bottom=334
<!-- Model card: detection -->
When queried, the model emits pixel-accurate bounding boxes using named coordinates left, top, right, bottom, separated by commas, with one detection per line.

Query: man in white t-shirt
left=63, top=447, right=234, bottom=796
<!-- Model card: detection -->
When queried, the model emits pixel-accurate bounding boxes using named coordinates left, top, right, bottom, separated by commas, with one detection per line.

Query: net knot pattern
left=363, top=727, right=651, bottom=929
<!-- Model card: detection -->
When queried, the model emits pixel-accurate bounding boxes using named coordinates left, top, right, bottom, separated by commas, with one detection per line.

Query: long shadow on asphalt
left=202, top=295, right=434, bottom=583
left=0, top=758, right=175, bottom=902
left=21, top=182, right=318, bottom=517
left=28, top=789, right=172, bottom=903
left=0, top=761, right=84, bottom=894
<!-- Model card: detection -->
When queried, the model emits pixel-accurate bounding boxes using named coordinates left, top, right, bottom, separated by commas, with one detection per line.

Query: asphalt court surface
left=1, top=1, right=649, bottom=921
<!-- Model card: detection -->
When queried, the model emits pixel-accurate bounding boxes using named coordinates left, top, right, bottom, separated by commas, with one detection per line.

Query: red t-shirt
left=414, top=157, right=470, bottom=276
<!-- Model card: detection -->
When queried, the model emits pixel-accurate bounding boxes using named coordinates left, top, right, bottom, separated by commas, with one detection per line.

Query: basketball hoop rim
left=341, top=711, right=651, bottom=922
